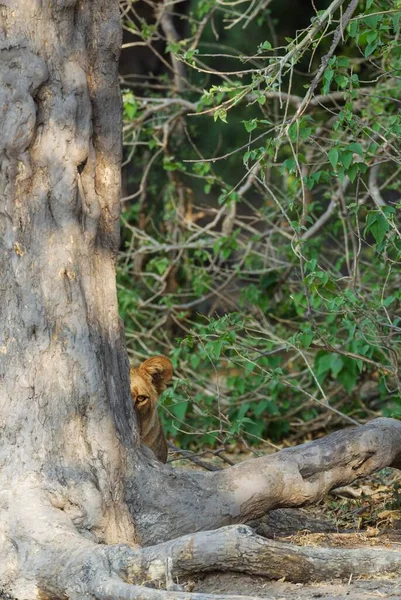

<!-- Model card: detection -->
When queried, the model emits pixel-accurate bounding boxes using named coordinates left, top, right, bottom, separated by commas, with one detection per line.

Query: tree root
left=37, top=524, right=401, bottom=599
left=5, top=418, right=401, bottom=599
left=22, top=539, right=259, bottom=600
left=134, top=418, right=401, bottom=544
left=37, top=540, right=261, bottom=600
left=97, top=581, right=260, bottom=600
left=112, top=524, right=401, bottom=586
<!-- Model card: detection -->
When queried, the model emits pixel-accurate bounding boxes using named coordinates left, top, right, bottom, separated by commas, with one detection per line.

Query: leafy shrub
left=118, top=0, right=401, bottom=450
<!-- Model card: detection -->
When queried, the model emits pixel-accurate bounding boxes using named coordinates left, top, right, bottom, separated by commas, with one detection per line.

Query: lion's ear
left=139, top=356, right=173, bottom=393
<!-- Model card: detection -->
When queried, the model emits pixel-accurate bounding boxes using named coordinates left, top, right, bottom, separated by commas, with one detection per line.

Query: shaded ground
left=193, top=572, right=401, bottom=599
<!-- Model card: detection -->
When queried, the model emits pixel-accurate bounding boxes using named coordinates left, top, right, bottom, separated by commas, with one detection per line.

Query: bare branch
left=369, top=163, right=387, bottom=207
left=288, top=0, right=360, bottom=123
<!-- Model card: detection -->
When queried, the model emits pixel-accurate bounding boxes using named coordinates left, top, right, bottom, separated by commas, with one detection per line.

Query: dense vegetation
left=118, top=0, right=401, bottom=452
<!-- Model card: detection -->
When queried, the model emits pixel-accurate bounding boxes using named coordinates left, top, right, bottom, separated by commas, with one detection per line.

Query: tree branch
left=289, top=0, right=360, bottom=123
left=369, top=163, right=387, bottom=207
left=132, top=418, right=401, bottom=545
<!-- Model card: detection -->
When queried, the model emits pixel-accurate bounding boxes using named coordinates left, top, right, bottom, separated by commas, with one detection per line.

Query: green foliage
left=118, top=0, right=401, bottom=450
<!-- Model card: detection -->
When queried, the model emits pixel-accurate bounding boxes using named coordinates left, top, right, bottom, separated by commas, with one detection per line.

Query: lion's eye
left=136, top=395, right=149, bottom=404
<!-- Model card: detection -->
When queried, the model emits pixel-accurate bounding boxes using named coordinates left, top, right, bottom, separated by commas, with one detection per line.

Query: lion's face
left=130, top=356, right=173, bottom=462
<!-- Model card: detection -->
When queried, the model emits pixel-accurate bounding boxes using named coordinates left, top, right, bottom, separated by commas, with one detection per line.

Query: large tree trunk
left=2, top=2, right=401, bottom=599
left=0, top=0, right=141, bottom=595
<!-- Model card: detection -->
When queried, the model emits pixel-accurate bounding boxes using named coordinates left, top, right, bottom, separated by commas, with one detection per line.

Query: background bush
left=118, top=0, right=401, bottom=451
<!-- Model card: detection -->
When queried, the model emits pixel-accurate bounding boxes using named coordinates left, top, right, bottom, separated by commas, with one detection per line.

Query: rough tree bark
left=1, top=2, right=401, bottom=599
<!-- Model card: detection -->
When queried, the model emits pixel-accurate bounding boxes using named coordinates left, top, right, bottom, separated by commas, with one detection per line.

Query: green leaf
left=347, top=20, right=359, bottom=38
left=364, top=211, right=390, bottom=246
left=170, top=400, right=188, bottom=421
left=347, top=142, right=364, bottom=156
left=365, top=41, right=378, bottom=57
left=288, top=122, right=298, bottom=142
left=123, top=92, right=138, bottom=120
left=338, top=369, right=356, bottom=392
left=316, top=353, right=344, bottom=380
left=299, top=125, right=313, bottom=140
left=305, top=258, right=317, bottom=272
left=163, top=158, right=186, bottom=172
left=189, top=354, right=201, bottom=369
left=151, top=257, right=169, bottom=275
left=214, top=108, right=227, bottom=123
left=183, top=48, right=199, bottom=63
left=341, top=151, right=353, bottom=170
left=281, top=158, right=296, bottom=173
left=335, top=75, right=348, bottom=89
left=366, top=30, right=378, bottom=44
left=243, top=119, right=257, bottom=133
left=299, top=330, right=314, bottom=349
left=193, top=162, right=211, bottom=176
left=362, top=15, right=381, bottom=28
left=383, top=295, right=396, bottom=307
left=330, top=354, right=344, bottom=378
left=346, top=163, right=359, bottom=183
left=328, top=149, right=339, bottom=169
left=125, top=101, right=138, bottom=120
left=336, top=56, right=350, bottom=67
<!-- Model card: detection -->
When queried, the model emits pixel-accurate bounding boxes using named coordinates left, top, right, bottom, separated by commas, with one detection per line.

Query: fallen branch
left=167, top=441, right=222, bottom=472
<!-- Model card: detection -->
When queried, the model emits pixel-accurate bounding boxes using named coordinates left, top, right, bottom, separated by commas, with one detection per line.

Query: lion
left=130, top=356, right=173, bottom=463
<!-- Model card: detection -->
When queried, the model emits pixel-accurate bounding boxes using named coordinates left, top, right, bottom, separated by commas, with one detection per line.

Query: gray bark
left=116, top=524, right=401, bottom=584
left=1, top=2, right=401, bottom=599
left=132, top=417, right=401, bottom=545
left=0, top=0, right=141, bottom=596
left=0, top=4, right=136, bottom=539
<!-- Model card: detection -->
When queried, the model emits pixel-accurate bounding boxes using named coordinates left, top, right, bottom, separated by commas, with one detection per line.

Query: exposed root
left=112, top=524, right=401, bottom=586
left=96, top=581, right=259, bottom=600
left=30, top=524, right=401, bottom=599
left=134, top=418, right=401, bottom=544
left=4, top=419, right=401, bottom=599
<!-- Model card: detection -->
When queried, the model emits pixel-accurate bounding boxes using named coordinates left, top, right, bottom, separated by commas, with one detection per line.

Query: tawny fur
left=130, top=356, right=173, bottom=463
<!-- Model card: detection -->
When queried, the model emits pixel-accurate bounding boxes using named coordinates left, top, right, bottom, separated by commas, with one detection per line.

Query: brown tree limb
left=132, top=418, right=401, bottom=544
